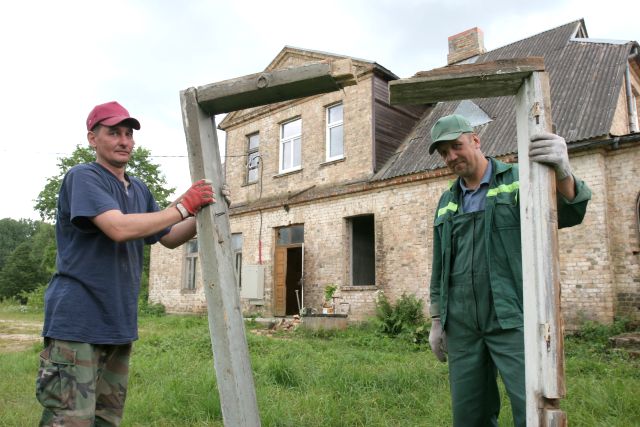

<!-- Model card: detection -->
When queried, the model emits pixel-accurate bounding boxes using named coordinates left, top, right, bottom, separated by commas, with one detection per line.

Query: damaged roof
left=374, top=19, right=638, bottom=180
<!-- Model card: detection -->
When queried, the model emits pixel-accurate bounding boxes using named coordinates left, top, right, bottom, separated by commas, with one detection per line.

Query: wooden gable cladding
left=372, top=76, right=429, bottom=171
left=389, top=57, right=546, bottom=105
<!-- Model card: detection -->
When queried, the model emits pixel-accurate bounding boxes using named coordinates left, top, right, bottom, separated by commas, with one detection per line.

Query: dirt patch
left=0, top=319, right=42, bottom=353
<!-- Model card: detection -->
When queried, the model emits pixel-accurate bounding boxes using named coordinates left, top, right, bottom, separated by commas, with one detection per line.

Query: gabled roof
left=374, top=20, right=638, bottom=180
left=218, top=46, right=396, bottom=130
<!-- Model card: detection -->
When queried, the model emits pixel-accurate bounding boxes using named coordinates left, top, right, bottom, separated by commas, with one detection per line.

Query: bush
left=19, top=284, right=47, bottom=310
left=139, top=300, right=166, bottom=317
left=573, top=316, right=636, bottom=343
left=374, top=292, right=428, bottom=343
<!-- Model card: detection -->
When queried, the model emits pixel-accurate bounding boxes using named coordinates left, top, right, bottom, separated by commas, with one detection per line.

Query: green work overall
left=447, top=210, right=525, bottom=427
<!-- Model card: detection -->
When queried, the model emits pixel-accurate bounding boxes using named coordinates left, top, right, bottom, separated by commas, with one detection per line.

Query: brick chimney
left=447, top=27, right=486, bottom=65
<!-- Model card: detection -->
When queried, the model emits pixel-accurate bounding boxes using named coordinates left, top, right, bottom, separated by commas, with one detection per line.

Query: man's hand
left=221, top=183, right=232, bottom=207
left=429, top=317, right=447, bottom=362
left=181, top=179, right=215, bottom=216
left=529, top=132, right=572, bottom=180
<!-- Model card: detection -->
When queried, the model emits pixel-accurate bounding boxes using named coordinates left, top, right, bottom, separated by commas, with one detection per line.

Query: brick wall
left=150, top=145, right=640, bottom=328
left=149, top=244, right=207, bottom=314
left=559, top=151, right=616, bottom=326
left=606, top=145, right=640, bottom=321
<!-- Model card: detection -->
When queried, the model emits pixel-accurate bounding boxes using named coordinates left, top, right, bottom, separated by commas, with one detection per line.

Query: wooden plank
left=180, top=88, right=261, bottom=426
left=544, top=408, right=568, bottom=427
left=515, top=71, right=566, bottom=426
left=389, top=57, right=545, bottom=105
left=196, top=58, right=357, bottom=115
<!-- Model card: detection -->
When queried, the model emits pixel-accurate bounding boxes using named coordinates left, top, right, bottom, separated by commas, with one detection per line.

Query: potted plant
left=322, top=284, right=338, bottom=314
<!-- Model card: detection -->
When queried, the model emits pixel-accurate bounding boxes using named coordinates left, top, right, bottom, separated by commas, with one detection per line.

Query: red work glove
left=181, top=179, right=215, bottom=215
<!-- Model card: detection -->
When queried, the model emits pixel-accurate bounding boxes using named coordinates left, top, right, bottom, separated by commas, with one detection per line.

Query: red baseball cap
left=86, top=101, right=141, bottom=131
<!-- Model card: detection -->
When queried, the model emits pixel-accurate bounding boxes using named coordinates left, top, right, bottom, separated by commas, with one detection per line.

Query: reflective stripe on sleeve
left=437, top=202, right=458, bottom=217
left=486, top=181, right=519, bottom=197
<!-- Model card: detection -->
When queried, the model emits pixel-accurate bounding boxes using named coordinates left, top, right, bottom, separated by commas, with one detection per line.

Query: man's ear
left=471, top=133, right=481, bottom=149
left=87, top=131, right=97, bottom=148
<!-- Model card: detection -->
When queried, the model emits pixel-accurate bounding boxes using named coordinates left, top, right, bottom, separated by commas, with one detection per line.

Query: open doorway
left=285, top=247, right=302, bottom=315
left=274, top=225, right=304, bottom=316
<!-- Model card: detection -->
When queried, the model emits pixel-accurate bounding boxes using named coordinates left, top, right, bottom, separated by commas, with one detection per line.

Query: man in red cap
left=36, top=101, right=219, bottom=426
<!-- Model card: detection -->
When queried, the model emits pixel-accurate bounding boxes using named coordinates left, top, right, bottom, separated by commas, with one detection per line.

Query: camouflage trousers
left=36, top=338, right=132, bottom=427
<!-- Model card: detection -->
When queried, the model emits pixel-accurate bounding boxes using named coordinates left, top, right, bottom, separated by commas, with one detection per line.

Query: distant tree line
left=0, top=145, right=173, bottom=303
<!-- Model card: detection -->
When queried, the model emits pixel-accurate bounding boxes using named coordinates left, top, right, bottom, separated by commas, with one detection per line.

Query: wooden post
left=180, top=89, right=261, bottom=426
left=515, top=71, right=567, bottom=427
left=180, top=59, right=357, bottom=426
left=388, top=58, right=567, bottom=426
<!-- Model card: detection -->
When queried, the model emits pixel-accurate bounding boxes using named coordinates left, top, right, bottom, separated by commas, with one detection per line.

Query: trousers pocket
left=36, top=340, right=78, bottom=411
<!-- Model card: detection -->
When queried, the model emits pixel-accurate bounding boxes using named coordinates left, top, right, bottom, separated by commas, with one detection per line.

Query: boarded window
left=246, top=133, right=260, bottom=183
left=183, top=239, right=198, bottom=290
left=348, top=215, right=375, bottom=286
left=232, top=233, right=243, bottom=289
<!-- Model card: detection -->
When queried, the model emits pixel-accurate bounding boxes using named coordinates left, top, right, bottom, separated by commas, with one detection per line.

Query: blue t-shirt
left=42, top=162, right=169, bottom=344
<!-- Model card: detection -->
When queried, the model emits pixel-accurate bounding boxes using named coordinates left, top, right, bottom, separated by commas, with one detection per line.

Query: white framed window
left=326, top=103, right=344, bottom=161
left=183, top=239, right=198, bottom=290
left=279, top=118, right=302, bottom=173
left=246, top=133, right=260, bottom=183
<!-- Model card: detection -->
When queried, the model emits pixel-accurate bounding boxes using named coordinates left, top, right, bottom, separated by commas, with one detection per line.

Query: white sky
left=0, top=0, right=636, bottom=220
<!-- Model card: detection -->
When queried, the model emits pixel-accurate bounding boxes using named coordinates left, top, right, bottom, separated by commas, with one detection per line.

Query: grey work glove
left=529, top=132, right=572, bottom=180
left=428, top=317, right=447, bottom=362
left=221, top=183, right=232, bottom=207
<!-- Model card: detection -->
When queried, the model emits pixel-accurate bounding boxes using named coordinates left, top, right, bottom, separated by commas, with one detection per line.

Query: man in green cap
left=427, top=114, right=591, bottom=426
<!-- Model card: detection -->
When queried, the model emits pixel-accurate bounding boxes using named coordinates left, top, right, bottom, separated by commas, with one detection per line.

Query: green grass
left=0, top=308, right=638, bottom=426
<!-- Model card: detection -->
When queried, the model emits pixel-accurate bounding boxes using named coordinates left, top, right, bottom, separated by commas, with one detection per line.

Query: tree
left=0, top=222, right=55, bottom=300
left=34, top=145, right=175, bottom=222
left=0, top=218, right=38, bottom=270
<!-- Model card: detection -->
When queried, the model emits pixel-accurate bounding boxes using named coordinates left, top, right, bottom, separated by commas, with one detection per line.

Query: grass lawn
left=0, top=307, right=638, bottom=426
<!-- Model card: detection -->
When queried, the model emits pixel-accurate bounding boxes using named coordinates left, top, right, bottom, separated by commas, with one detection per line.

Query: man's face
left=436, top=133, right=483, bottom=179
left=88, top=125, right=135, bottom=169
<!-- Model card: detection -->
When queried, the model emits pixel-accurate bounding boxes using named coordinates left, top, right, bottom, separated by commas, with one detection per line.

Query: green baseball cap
left=429, top=114, right=474, bottom=154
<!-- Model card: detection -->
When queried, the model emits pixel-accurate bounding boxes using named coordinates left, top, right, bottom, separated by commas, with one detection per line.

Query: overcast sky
left=0, top=0, right=636, bottom=221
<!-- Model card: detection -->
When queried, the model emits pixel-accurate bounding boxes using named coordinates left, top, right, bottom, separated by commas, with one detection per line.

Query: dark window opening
left=350, top=215, right=375, bottom=286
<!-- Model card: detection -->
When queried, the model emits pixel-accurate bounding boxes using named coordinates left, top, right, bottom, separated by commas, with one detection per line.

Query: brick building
left=149, top=20, right=640, bottom=328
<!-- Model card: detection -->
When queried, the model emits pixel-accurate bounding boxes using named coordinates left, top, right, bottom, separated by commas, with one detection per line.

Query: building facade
left=150, top=20, right=640, bottom=328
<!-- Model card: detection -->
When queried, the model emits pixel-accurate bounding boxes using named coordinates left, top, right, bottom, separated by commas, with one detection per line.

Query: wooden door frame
left=273, top=242, right=304, bottom=316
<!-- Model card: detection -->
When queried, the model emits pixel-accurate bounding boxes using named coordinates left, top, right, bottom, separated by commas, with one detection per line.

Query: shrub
left=573, top=316, right=635, bottom=343
left=19, top=284, right=47, bottom=310
left=374, top=292, right=428, bottom=343
left=139, top=300, right=166, bottom=317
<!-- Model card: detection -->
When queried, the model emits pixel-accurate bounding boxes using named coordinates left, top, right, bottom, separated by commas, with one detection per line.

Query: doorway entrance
left=273, top=225, right=304, bottom=316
